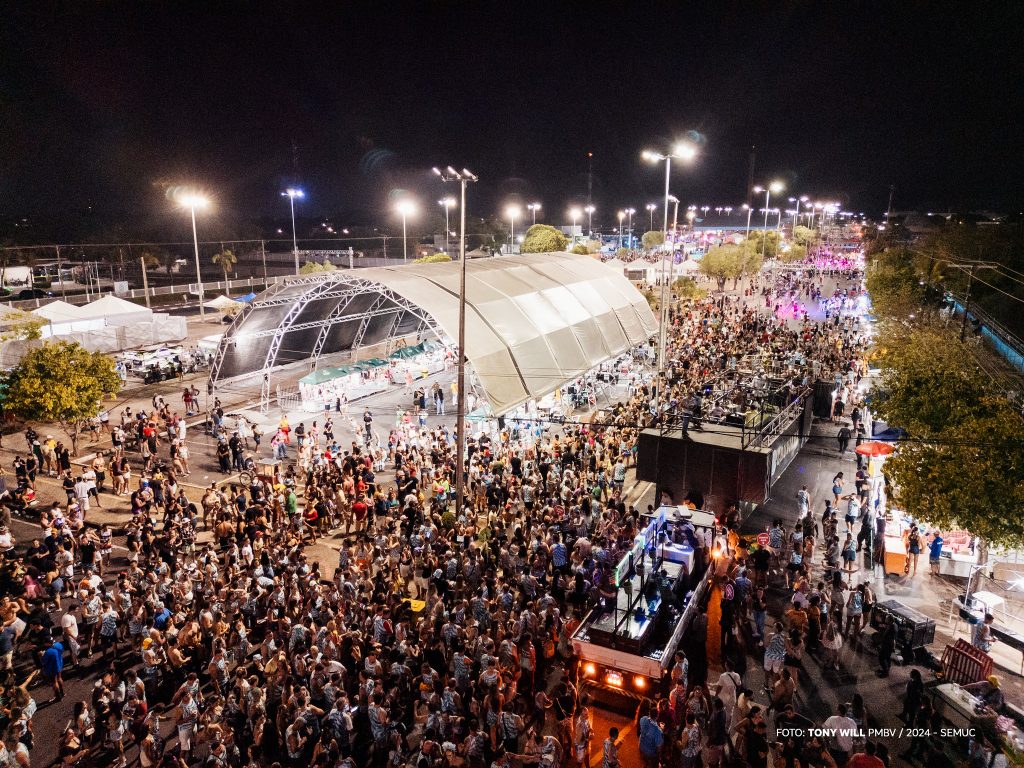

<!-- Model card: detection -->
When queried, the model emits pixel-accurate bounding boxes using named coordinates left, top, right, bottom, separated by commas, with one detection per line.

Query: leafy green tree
left=413, top=253, right=453, bottom=263
left=520, top=224, right=568, bottom=254
left=299, top=261, right=325, bottom=274
left=321, top=261, right=338, bottom=271
left=139, top=250, right=161, bottom=273
left=4, top=341, right=120, bottom=454
left=672, top=277, right=706, bottom=302
left=700, top=245, right=744, bottom=291
left=570, top=244, right=589, bottom=255
left=777, top=243, right=808, bottom=264
left=615, top=248, right=629, bottom=259
left=212, top=248, right=238, bottom=292
left=642, top=231, right=666, bottom=250
left=792, top=226, right=817, bottom=247
left=746, top=230, right=780, bottom=260
left=865, top=246, right=924, bottom=319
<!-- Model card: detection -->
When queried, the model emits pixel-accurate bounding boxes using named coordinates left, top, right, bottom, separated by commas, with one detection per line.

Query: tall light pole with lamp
left=438, top=197, right=456, bottom=255
left=624, top=207, right=636, bottom=248
left=568, top=208, right=582, bottom=246
left=282, top=188, right=304, bottom=275
left=789, top=195, right=808, bottom=234
left=527, top=202, right=542, bottom=225
left=432, top=166, right=478, bottom=520
left=505, top=204, right=521, bottom=252
left=646, top=203, right=657, bottom=230
left=641, top=141, right=699, bottom=397
left=179, top=191, right=210, bottom=320
left=752, top=181, right=784, bottom=260
left=584, top=205, right=595, bottom=236
left=395, top=198, right=417, bottom=263
left=743, top=204, right=753, bottom=239
left=617, top=211, right=625, bottom=249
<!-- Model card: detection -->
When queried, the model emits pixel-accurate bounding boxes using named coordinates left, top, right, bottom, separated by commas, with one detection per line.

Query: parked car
left=16, top=288, right=52, bottom=299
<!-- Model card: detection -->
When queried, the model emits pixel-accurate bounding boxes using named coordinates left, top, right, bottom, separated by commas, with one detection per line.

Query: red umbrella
left=855, top=440, right=895, bottom=457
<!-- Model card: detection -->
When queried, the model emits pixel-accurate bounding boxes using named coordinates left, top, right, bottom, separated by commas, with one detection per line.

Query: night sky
left=2, top=0, right=1022, bottom=232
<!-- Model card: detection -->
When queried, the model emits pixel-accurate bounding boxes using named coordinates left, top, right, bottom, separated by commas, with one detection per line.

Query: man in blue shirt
left=41, top=634, right=65, bottom=702
left=928, top=533, right=944, bottom=576
left=638, top=705, right=664, bottom=768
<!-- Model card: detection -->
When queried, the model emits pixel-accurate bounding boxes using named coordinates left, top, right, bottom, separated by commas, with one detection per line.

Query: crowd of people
left=0, top=261, right=952, bottom=768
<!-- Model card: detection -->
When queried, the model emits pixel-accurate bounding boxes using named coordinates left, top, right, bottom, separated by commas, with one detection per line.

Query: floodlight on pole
left=178, top=191, right=210, bottom=319
left=527, top=202, right=542, bottom=225
left=282, top=188, right=305, bottom=275
left=584, top=205, right=595, bottom=235
left=505, top=204, right=521, bottom=250
left=433, top=165, right=478, bottom=523
left=641, top=140, right=699, bottom=406
left=646, top=203, right=657, bottom=230
left=753, top=181, right=785, bottom=259
left=439, top=197, right=456, bottom=254
left=394, top=198, right=417, bottom=263
left=617, top=211, right=625, bottom=249
left=568, top=207, right=582, bottom=246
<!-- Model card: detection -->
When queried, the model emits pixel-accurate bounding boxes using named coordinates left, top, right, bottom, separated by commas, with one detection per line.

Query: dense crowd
left=0, top=264, right=907, bottom=768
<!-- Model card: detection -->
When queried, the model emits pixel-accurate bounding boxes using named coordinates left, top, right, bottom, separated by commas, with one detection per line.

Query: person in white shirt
left=822, top=702, right=857, bottom=760
left=60, top=610, right=81, bottom=665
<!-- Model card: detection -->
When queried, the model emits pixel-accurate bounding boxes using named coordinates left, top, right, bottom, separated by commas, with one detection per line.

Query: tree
left=615, top=248, right=629, bottom=259
left=700, top=245, right=744, bottom=291
left=642, top=230, right=666, bottom=250
left=520, top=224, right=568, bottom=254
left=413, top=253, right=452, bottom=263
left=746, top=231, right=780, bottom=260
left=570, top=244, right=589, bottom=255
left=777, top=243, right=808, bottom=264
left=792, top=225, right=817, bottom=247
left=865, top=246, right=924, bottom=319
left=299, top=261, right=325, bottom=274
left=4, top=341, right=120, bottom=454
left=139, top=250, right=161, bottom=273
left=211, top=248, right=238, bottom=294
left=672, top=276, right=706, bottom=302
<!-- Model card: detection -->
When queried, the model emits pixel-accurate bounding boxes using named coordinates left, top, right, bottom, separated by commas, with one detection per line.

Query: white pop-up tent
left=79, top=295, right=154, bottom=326
left=33, top=300, right=104, bottom=336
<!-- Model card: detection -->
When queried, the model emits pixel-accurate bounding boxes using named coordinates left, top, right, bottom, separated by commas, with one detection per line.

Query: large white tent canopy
left=211, top=252, right=658, bottom=414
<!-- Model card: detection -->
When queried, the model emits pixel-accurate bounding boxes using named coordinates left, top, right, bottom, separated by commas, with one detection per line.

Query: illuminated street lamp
left=568, top=207, right=582, bottom=246
left=701, top=205, right=710, bottom=218
left=584, top=204, right=595, bottom=235
left=395, top=198, right=417, bottom=263
left=641, top=141, right=699, bottom=395
left=789, top=195, right=808, bottom=234
left=617, top=210, right=625, bottom=249
left=432, top=166, right=478, bottom=520
left=527, top=202, right=542, bottom=225
left=625, top=208, right=636, bottom=248
left=753, top=181, right=784, bottom=259
left=179, top=191, right=210, bottom=319
left=505, top=204, right=521, bottom=250
left=646, top=203, right=657, bottom=230
left=282, top=188, right=304, bottom=275
left=743, top=204, right=753, bottom=238
left=438, top=197, right=456, bottom=254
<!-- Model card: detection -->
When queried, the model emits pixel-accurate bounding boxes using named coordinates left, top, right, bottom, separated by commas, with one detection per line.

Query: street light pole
left=395, top=199, right=417, bottom=263
left=647, top=203, right=657, bottom=231
left=505, top=205, right=521, bottom=253
left=528, top=202, right=541, bottom=225
left=642, top=142, right=698, bottom=402
left=569, top=208, right=581, bottom=246
left=282, top=188, right=304, bottom=275
left=439, top=198, right=455, bottom=255
left=178, top=192, right=210, bottom=320
left=433, top=166, right=478, bottom=522
left=617, top=211, right=625, bottom=249
left=584, top=205, right=595, bottom=236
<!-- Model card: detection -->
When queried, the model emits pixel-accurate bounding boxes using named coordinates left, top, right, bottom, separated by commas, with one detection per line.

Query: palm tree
left=212, top=249, right=237, bottom=295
